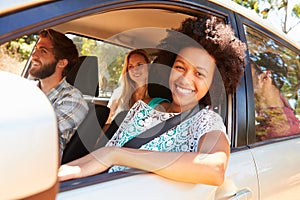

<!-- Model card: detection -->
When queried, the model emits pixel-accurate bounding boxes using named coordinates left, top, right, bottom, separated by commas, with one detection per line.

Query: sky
left=288, top=25, right=300, bottom=44
left=0, top=0, right=48, bottom=16
left=0, top=0, right=40, bottom=10
left=260, top=0, right=300, bottom=44
left=0, top=0, right=44, bottom=8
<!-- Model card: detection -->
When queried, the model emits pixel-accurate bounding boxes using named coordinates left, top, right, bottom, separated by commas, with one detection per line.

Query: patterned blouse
left=106, top=99, right=227, bottom=172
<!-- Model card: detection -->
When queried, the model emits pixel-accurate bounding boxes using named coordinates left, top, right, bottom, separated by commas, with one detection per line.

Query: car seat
left=148, top=50, right=174, bottom=102
left=61, top=56, right=110, bottom=164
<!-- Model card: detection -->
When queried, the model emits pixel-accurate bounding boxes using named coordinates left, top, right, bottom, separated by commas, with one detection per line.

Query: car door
left=237, top=13, right=300, bottom=199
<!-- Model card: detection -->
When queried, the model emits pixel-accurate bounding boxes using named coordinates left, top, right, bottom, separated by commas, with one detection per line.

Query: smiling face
left=127, top=53, right=149, bottom=87
left=169, top=47, right=216, bottom=112
left=29, top=37, right=58, bottom=79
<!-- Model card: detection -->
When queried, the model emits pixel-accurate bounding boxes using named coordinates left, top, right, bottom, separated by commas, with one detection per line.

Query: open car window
left=56, top=7, right=231, bottom=192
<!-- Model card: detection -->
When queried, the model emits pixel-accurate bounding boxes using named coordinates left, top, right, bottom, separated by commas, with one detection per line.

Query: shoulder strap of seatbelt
left=123, top=104, right=203, bottom=148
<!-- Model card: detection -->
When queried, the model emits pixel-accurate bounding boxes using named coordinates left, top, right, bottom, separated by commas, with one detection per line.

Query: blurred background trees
left=232, top=0, right=300, bottom=34
left=0, top=35, right=36, bottom=75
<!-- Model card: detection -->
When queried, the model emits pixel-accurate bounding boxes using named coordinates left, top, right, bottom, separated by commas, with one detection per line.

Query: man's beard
left=29, top=59, right=58, bottom=79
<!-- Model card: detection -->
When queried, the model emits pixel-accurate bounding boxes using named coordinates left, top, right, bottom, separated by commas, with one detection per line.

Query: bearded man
left=29, top=29, right=88, bottom=159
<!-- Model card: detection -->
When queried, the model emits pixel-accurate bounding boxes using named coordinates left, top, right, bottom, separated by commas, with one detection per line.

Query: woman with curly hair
left=59, top=16, right=246, bottom=186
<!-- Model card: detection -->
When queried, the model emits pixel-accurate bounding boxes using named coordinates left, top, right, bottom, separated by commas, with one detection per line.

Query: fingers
left=58, top=165, right=81, bottom=182
left=58, top=156, right=111, bottom=182
left=58, top=147, right=114, bottom=182
left=58, top=154, right=93, bottom=181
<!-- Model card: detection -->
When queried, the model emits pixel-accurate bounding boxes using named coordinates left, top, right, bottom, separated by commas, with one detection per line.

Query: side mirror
left=0, top=71, right=59, bottom=199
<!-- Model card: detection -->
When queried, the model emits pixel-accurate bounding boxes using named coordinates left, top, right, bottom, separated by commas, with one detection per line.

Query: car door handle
left=229, top=189, right=252, bottom=200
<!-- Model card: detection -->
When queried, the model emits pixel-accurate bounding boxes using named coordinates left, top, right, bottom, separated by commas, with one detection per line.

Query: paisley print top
left=106, top=100, right=227, bottom=172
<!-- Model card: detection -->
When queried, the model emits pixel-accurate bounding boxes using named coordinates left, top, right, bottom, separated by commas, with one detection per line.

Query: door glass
left=0, top=35, right=36, bottom=75
left=245, top=25, right=300, bottom=141
left=66, top=33, right=131, bottom=98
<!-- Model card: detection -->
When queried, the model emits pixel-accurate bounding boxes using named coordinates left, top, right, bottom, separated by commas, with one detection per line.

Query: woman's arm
left=117, top=130, right=229, bottom=185
left=59, top=130, right=229, bottom=185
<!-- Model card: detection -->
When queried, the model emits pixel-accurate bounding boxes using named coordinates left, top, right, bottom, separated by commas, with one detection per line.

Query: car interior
left=18, top=6, right=233, bottom=192
left=62, top=56, right=110, bottom=164
left=53, top=8, right=190, bottom=49
left=51, top=7, right=229, bottom=164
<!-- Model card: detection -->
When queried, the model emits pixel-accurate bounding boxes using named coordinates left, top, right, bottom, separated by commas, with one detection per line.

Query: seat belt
left=123, top=104, right=204, bottom=148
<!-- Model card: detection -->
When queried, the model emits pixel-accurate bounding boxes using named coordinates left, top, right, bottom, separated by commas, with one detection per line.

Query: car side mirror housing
left=0, top=71, right=59, bottom=199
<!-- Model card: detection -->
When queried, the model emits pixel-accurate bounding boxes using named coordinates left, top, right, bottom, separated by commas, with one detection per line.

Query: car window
left=66, top=33, right=131, bottom=99
left=245, top=25, right=300, bottom=141
left=0, top=35, right=36, bottom=75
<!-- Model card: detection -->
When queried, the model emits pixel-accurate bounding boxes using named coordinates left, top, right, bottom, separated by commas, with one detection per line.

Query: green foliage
left=232, top=0, right=300, bottom=33
left=70, top=34, right=130, bottom=95
left=233, top=0, right=259, bottom=12
left=5, top=34, right=37, bottom=61
left=292, top=3, right=300, bottom=17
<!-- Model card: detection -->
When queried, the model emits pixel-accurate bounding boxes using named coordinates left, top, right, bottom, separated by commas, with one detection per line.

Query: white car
left=1, top=0, right=300, bottom=199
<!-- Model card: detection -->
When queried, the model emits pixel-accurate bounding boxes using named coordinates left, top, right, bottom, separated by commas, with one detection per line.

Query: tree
left=71, top=35, right=129, bottom=95
left=0, top=34, right=37, bottom=75
left=232, top=0, right=300, bottom=34
left=3, top=34, right=37, bottom=61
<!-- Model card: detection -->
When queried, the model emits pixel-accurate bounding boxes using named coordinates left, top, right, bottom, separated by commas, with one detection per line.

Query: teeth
left=176, top=85, right=194, bottom=94
left=133, top=73, right=142, bottom=77
left=31, top=61, right=41, bottom=66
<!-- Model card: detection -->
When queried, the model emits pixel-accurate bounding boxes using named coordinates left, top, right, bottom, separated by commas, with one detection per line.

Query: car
left=1, top=0, right=300, bottom=199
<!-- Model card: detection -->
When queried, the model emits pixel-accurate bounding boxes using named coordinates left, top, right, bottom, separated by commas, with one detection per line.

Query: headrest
left=66, top=56, right=99, bottom=96
left=147, top=50, right=175, bottom=102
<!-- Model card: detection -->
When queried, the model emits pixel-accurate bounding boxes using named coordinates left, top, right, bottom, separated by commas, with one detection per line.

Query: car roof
left=52, top=8, right=190, bottom=50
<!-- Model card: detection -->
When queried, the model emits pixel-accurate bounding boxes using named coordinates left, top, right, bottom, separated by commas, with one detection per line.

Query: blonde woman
left=106, top=49, right=151, bottom=124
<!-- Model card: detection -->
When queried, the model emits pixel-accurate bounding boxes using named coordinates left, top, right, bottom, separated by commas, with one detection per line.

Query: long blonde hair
left=118, top=49, right=151, bottom=110
left=107, top=49, right=151, bottom=124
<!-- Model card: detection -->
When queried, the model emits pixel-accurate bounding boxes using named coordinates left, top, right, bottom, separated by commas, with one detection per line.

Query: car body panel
left=223, top=149, right=259, bottom=199
left=57, top=148, right=259, bottom=200
left=58, top=173, right=218, bottom=200
left=250, top=137, right=300, bottom=199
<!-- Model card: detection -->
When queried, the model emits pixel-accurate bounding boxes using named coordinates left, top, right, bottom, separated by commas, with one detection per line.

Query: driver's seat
left=61, top=56, right=110, bottom=164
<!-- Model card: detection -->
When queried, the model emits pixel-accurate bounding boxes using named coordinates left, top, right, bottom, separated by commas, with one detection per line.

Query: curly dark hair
left=156, top=16, right=246, bottom=96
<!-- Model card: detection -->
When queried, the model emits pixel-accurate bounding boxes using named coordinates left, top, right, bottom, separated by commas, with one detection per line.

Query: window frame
left=57, top=0, right=245, bottom=192
left=236, top=14, right=300, bottom=146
